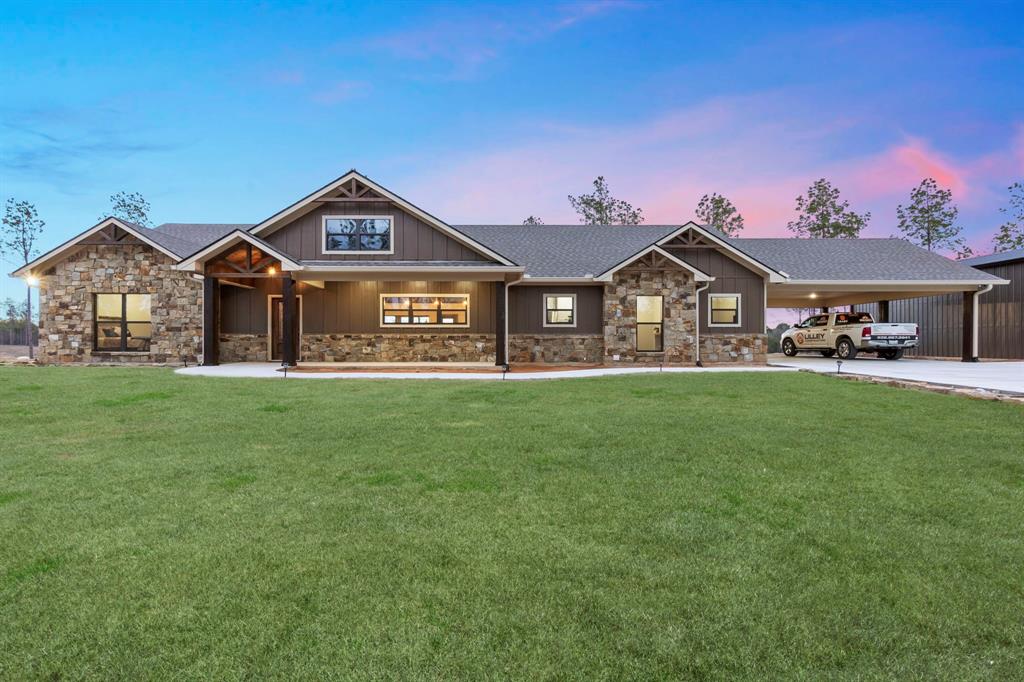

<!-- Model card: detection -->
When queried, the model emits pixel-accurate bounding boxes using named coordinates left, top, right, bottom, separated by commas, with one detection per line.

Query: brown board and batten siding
left=221, top=280, right=496, bottom=335
left=861, top=258, right=1023, bottom=359
left=664, top=247, right=765, bottom=334
left=508, top=285, right=603, bottom=335
left=264, top=201, right=490, bottom=262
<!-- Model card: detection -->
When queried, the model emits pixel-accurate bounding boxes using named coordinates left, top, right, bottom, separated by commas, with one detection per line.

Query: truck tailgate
left=871, top=323, right=916, bottom=336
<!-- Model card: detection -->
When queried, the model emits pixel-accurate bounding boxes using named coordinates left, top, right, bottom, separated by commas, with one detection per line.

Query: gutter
left=693, top=281, right=711, bottom=367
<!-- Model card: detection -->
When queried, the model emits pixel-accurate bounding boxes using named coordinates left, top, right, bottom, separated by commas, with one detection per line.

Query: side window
left=812, top=315, right=829, bottom=327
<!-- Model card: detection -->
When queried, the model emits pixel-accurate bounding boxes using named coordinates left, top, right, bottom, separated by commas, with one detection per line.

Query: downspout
left=971, top=284, right=994, bottom=361
left=504, top=273, right=524, bottom=368
left=694, top=281, right=711, bottom=367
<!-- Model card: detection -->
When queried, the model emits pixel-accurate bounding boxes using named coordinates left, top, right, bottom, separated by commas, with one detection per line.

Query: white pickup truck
left=780, top=311, right=919, bottom=360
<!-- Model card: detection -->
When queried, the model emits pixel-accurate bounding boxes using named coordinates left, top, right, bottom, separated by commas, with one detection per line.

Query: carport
left=732, top=238, right=1010, bottom=362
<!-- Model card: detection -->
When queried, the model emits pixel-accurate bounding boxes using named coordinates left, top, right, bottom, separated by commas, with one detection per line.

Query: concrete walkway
left=768, top=354, right=1024, bottom=394
left=175, top=362, right=796, bottom=381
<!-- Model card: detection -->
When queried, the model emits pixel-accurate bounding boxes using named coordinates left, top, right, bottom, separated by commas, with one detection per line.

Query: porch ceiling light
left=267, top=266, right=277, bottom=275
left=809, top=292, right=818, bottom=299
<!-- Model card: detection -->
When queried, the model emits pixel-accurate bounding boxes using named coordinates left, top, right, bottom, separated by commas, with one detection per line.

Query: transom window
left=323, top=216, right=393, bottom=254
left=380, top=294, right=469, bottom=327
left=636, top=295, right=663, bottom=352
left=708, top=294, right=741, bottom=327
left=94, top=293, right=152, bottom=352
left=543, top=293, right=576, bottom=327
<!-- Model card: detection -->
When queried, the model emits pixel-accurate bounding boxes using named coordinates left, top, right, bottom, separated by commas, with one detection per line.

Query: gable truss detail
left=660, top=229, right=715, bottom=249
left=314, top=177, right=388, bottom=203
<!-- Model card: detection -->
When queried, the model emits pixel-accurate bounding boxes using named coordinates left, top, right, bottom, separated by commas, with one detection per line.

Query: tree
left=2, top=199, right=45, bottom=359
left=568, top=176, right=643, bottom=225
left=992, top=181, right=1024, bottom=253
left=787, top=178, right=870, bottom=238
left=523, top=216, right=544, bottom=225
left=895, top=178, right=967, bottom=253
left=695, top=193, right=744, bottom=236
left=101, top=191, right=152, bottom=227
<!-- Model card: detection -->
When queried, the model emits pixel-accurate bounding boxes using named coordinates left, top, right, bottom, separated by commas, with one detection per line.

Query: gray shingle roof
left=150, top=223, right=252, bottom=255
left=453, top=225, right=680, bottom=278
left=959, top=248, right=1024, bottom=268
left=730, top=237, right=1004, bottom=281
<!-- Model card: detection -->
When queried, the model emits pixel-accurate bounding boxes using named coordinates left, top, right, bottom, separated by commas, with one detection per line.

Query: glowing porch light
left=267, top=266, right=277, bottom=275
left=25, top=275, right=40, bottom=286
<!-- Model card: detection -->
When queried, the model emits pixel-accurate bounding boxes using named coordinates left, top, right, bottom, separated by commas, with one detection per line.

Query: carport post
left=961, top=291, right=975, bottom=362
left=877, top=300, right=889, bottom=323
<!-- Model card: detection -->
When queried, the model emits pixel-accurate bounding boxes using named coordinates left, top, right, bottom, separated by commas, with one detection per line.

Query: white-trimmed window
left=380, top=294, right=470, bottom=327
left=543, top=293, right=576, bottom=327
left=708, top=293, right=741, bottom=327
left=323, top=216, right=394, bottom=254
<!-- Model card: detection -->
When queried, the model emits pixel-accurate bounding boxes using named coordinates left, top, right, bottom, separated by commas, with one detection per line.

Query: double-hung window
left=708, top=294, right=741, bottom=327
left=323, top=216, right=393, bottom=254
left=380, top=294, right=470, bottom=327
left=94, top=294, right=152, bottom=351
left=543, top=294, right=576, bottom=327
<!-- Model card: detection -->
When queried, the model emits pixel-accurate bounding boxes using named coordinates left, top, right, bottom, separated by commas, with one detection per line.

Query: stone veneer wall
left=508, top=334, right=604, bottom=363
left=38, top=244, right=202, bottom=365
left=301, top=334, right=495, bottom=362
left=219, top=334, right=269, bottom=362
left=603, top=268, right=696, bottom=365
left=700, top=333, right=767, bottom=364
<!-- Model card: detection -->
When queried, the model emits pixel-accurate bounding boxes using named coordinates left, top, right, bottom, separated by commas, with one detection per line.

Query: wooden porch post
left=202, top=276, right=219, bottom=366
left=961, top=290, right=975, bottom=362
left=495, top=281, right=507, bottom=366
left=282, top=275, right=297, bottom=367
left=877, top=300, right=889, bottom=323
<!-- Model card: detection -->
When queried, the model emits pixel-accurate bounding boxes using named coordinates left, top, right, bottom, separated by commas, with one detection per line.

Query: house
left=12, top=171, right=1008, bottom=367
left=861, top=248, right=1023, bottom=359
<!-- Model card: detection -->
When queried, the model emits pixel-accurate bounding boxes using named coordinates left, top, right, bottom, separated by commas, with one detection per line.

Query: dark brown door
left=270, top=297, right=301, bottom=361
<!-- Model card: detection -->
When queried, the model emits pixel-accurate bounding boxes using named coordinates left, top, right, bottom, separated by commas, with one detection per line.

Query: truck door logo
left=796, top=333, right=806, bottom=344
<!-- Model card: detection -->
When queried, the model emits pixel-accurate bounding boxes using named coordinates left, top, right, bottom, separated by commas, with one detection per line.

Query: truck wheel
left=782, top=339, right=798, bottom=357
left=836, top=338, right=858, bottom=360
left=820, top=349, right=836, bottom=357
left=883, top=349, right=904, bottom=361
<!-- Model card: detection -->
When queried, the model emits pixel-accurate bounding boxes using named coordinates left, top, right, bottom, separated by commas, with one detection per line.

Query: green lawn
left=1, top=367, right=1022, bottom=680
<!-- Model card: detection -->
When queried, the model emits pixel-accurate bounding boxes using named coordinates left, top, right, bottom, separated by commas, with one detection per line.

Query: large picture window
left=94, top=293, right=152, bottom=352
left=636, top=295, right=663, bottom=352
left=380, top=294, right=470, bottom=327
left=543, top=293, right=576, bottom=327
left=708, top=294, right=741, bottom=327
left=323, top=216, right=393, bottom=254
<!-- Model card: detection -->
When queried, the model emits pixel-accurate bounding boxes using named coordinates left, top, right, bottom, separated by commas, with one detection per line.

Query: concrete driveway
left=768, top=354, right=1024, bottom=394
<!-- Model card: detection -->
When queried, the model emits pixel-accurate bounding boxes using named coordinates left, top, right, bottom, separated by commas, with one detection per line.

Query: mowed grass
left=0, top=367, right=1022, bottom=680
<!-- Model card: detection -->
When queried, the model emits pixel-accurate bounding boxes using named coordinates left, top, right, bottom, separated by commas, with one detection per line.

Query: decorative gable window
left=323, top=216, right=393, bottom=254
left=708, top=294, right=741, bottom=327
left=543, top=294, right=576, bottom=327
left=380, top=294, right=470, bottom=327
left=94, top=293, right=152, bottom=352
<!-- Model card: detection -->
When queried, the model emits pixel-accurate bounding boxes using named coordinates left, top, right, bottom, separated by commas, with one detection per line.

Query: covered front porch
left=178, top=230, right=523, bottom=367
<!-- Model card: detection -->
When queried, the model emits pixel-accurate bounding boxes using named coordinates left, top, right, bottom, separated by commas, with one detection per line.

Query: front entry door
left=270, top=296, right=301, bottom=361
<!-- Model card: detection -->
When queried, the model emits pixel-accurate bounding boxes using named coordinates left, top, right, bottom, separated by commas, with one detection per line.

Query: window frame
left=542, top=292, right=577, bottom=328
left=322, top=215, right=395, bottom=255
left=708, top=293, right=742, bottom=328
left=636, top=294, right=664, bottom=352
left=93, top=293, right=152, bottom=353
left=379, top=293, right=471, bottom=329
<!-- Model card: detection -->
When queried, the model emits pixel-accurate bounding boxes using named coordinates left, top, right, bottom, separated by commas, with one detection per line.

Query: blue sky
left=2, top=0, right=1022, bottom=301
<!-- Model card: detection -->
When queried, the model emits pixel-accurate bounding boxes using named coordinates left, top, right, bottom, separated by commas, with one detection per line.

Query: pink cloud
left=846, top=138, right=968, bottom=200
left=396, top=97, right=1022, bottom=250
